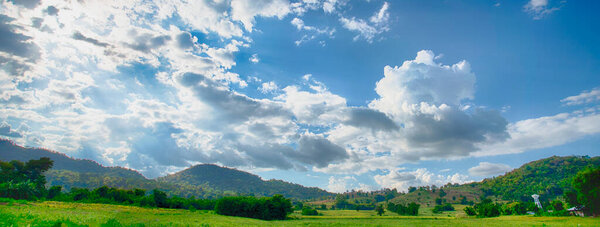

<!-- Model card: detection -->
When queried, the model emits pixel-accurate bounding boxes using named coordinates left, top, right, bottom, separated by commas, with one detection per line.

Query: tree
left=302, top=207, right=318, bottom=215
left=0, top=158, right=53, bottom=199
left=152, top=189, right=169, bottom=208
left=376, top=204, right=385, bottom=216
left=572, top=167, right=600, bottom=215
left=464, top=206, right=477, bottom=216
left=438, top=189, right=446, bottom=197
left=551, top=200, right=564, bottom=211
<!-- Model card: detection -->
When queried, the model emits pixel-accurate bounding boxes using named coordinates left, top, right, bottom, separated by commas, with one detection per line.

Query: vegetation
left=0, top=139, right=331, bottom=200
left=301, top=207, right=319, bottom=215
left=2, top=200, right=599, bottom=226
left=432, top=203, right=455, bottom=213
left=214, top=195, right=292, bottom=220
left=387, top=202, right=420, bottom=216
left=478, top=156, right=600, bottom=201
left=572, top=166, right=600, bottom=216
left=375, top=204, right=385, bottom=216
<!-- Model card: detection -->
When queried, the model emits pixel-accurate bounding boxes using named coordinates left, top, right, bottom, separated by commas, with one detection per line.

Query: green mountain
left=478, top=155, right=600, bottom=201
left=158, top=164, right=332, bottom=199
left=0, top=139, right=332, bottom=200
left=0, top=139, right=145, bottom=180
left=387, top=155, right=600, bottom=206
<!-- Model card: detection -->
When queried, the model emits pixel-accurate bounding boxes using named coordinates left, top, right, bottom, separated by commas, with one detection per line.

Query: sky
left=0, top=0, right=599, bottom=193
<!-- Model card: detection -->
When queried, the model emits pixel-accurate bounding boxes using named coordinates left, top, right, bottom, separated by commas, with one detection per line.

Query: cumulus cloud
left=288, top=134, right=349, bottom=168
left=344, top=108, right=398, bottom=132
left=374, top=168, right=471, bottom=192
left=468, top=162, right=511, bottom=176
left=371, top=50, right=475, bottom=109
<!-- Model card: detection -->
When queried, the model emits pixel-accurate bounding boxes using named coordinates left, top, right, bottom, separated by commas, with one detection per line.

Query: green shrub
left=302, top=207, right=319, bottom=215
left=432, top=203, right=454, bottom=213
left=464, top=206, right=477, bottom=216
left=215, top=194, right=292, bottom=220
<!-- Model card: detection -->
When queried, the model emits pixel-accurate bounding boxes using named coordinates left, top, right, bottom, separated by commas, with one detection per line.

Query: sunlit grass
left=0, top=200, right=597, bottom=226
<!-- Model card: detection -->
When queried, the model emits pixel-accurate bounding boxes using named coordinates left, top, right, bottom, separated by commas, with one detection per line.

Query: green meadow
left=1, top=200, right=597, bottom=227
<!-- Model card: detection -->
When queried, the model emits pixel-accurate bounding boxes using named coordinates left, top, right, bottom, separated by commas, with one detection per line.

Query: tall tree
left=572, top=167, right=600, bottom=215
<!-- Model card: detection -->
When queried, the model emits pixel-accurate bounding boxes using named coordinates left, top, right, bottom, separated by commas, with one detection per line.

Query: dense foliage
left=387, top=202, right=420, bottom=216
left=0, top=158, right=53, bottom=200
left=572, top=166, right=600, bottom=216
left=464, top=199, right=502, bottom=218
left=432, top=203, right=455, bottom=213
left=479, top=156, right=600, bottom=201
left=301, top=207, right=319, bottom=215
left=214, top=194, right=293, bottom=220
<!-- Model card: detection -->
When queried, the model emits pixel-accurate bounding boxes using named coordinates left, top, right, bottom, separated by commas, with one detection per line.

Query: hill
left=478, top=155, right=600, bottom=201
left=158, top=164, right=332, bottom=199
left=0, top=139, right=332, bottom=200
left=0, top=139, right=145, bottom=179
left=386, top=155, right=599, bottom=206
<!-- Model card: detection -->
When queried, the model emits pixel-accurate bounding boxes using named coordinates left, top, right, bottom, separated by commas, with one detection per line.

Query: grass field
left=0, top=200, right=597, bottom=226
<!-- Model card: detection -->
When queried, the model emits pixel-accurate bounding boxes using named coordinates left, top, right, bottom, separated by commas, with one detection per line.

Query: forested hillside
left=478, top=155, right=600, bottom=201
left=0, top=139, right=332, bottom=200
left=158, top=164, right=332, bottom=199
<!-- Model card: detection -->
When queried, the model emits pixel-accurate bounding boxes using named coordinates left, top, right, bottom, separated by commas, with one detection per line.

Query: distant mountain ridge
left=0, top=139, right=332, bottom=200
left=0, top=139, right=145, bottom=179
left=158, top=164, right=332, bottom=199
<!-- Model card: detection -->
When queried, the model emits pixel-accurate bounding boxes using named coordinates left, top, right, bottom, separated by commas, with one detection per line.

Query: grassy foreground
left=0, top=200, right=597, bottom=226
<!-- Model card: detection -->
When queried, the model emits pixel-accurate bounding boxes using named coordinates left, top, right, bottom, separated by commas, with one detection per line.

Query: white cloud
left=259, top=81, right=278, bottom=93
left=339, top=2, right=390, bottom=42
left=249, top=53, right=260, bottom=63
left=370, top=50, right=475, bottom=111
left=524, top=0, right=561, bottom=20
left=230, top=0, right=291, bottom=32
left=339, top=17, right=379, bottom=42
left=468, top=162, right=511, bottom=176
left=290, top=17, right=335, bottom=46
left=369, top=2, right=389, bottom=25
left=561, top=88, right=600, bottom=106
left=374, top=168, right=471, bottom=192
left=475, top=110, right=600, bottom=157
left=327, top=176, right=358, bottom=193
left=276, top=84, right=347, bottom=125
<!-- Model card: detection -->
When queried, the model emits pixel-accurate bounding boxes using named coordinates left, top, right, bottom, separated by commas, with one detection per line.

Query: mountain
left=477, top=155, right=600, bottom=201
left=158, top=164, right=333, bottom=199
left=385, top=155, right=600, bottom=206
left=0, top=139, right=145, bottom=179
left=0, top=139, right=332, bottom=200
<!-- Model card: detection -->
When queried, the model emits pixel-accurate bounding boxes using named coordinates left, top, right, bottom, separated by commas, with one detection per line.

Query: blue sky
left=0, top=0, right=599, bottom=192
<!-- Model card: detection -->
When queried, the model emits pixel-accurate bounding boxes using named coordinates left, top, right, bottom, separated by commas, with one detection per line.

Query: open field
left=0, top=200, right=597, bottom=226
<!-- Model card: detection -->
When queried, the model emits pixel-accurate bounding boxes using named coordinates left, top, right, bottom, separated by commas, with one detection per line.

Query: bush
left=502, top=202, right=527, bottom=215
left=302, top=207, right=319, bottom=215
left=474, top=199, right=501, bottom=218
left=215, top=194, right=292, bottom=220
left=432, top=203, right=454, bottom=213
left=387, top=202, right=419, bottom=216
left=464, top=206, right=477, bottom=216
left=572, top=167, right=600, bottom=216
